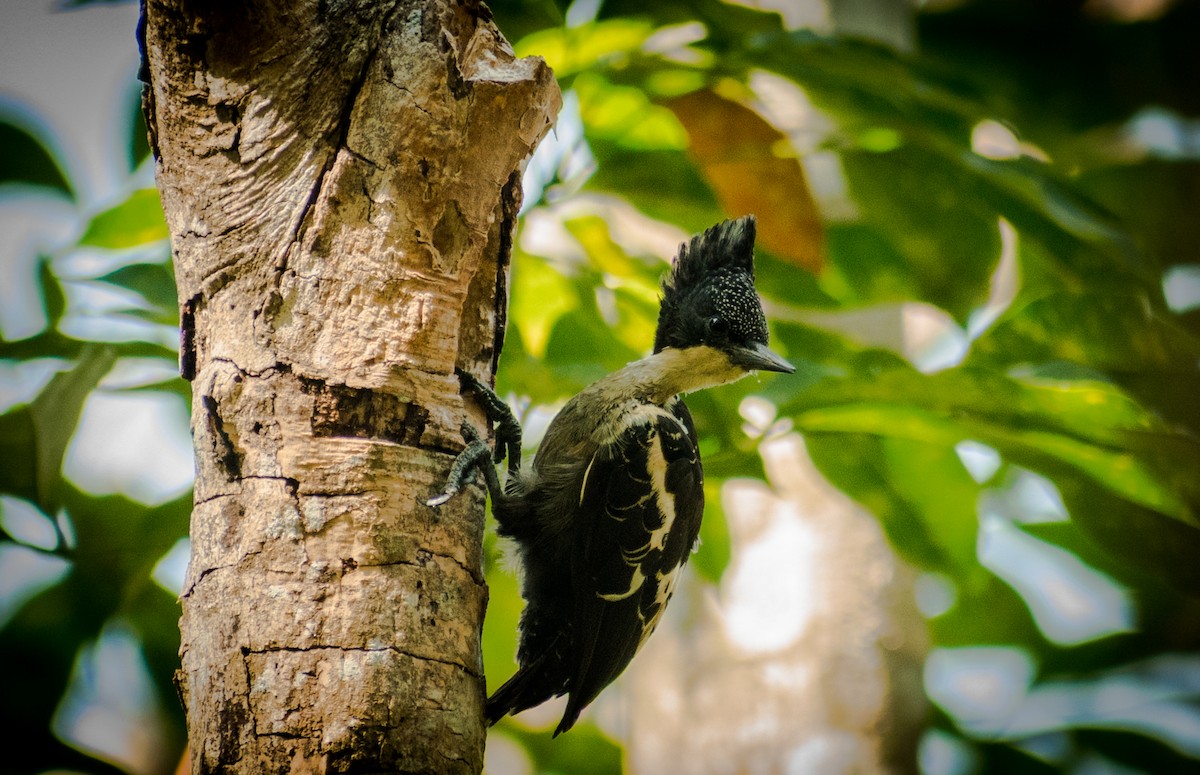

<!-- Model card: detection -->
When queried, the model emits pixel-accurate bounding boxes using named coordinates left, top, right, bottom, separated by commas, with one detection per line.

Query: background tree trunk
left=140, top=1, right=559, bottom=771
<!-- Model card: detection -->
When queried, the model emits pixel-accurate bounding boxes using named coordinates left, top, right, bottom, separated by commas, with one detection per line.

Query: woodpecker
left=427, top=215, right=793, bottom=734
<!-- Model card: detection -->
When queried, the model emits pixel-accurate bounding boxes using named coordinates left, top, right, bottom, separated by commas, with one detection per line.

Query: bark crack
left=208, top=355, right=292, bottom=380
left=394, top=84, right=435, bottom=120
left=244, top=644, right=482, bottom=680
left=347, top=549, right=485, bottom=587
left=285, top=5, right=392, bottom=276
left=201, top=393, right=244, bottom=480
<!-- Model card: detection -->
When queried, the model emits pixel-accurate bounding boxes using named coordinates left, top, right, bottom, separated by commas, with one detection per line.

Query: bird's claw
left=424, top=488, right=457, bottom=508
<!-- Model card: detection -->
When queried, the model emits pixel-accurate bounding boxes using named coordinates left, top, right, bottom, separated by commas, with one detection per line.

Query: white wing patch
left=591, top=402, right=693, bottom=626
left=638, top=563, right=683, bottom=646
left=598, top=565, right=646, bottom=601
left=579, top=453, right=598, bottom=506
left=644, top=427, right=676, bottom=552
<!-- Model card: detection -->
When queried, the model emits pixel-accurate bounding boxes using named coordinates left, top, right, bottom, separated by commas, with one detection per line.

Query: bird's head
left=654, top=216, right=794, bottom=376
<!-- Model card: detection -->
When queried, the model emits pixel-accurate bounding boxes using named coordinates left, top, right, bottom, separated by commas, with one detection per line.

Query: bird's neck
left=615, top=346, right=747, bottom=404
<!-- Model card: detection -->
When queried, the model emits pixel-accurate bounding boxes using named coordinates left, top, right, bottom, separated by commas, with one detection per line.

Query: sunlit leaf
left=597, top=0, right=784, bottom=45
left=774, top=327, right=1200, bottom=563
left=514, top=18, right=655, bottom=78
left=574, top=73, right=689, bottom=151
left=562, top=215, right=661, bottom=353
left=78, top=188, right=169, bottom=249
left=796, top=403, right=1194, bottom=527
left=564, top=214, right=648, bottom=280
left=883, top=438, right=982, bottom=569
left=510, top=251, right=578, bottom=360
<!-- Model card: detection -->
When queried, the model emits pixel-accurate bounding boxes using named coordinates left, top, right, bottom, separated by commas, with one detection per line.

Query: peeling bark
left=141, top=1, right=560, bottom=771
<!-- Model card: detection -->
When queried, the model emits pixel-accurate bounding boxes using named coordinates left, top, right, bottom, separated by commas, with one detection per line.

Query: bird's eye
left=706, top=316, right=728, bottom=338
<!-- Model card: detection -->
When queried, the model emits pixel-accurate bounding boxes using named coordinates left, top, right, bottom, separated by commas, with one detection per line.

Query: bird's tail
left=485, top=649, right=559, bottom=726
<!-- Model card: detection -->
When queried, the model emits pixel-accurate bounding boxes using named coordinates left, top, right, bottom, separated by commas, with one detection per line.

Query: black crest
left=654, top=216, right=767, bottom=353
left=664, top=215, right=756, bottom=294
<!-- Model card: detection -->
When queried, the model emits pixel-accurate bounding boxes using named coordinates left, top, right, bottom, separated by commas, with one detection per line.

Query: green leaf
left=575, top=73, right=689, bottom=152
left=498, top=721, right=623, bottom=775
left=586, top=140, right=723, bottom=235
left=78, top=188, right=169, bottom=249
left=0, top=411, right=37, bottom=504
left=0, top=112, right=73, bottom=197
left=126, top=82, right=152, bottom=171
left=806, top=433, right=981, bottom=575
left=598, top=0, right=784, bottom=44
left=96, top=260, right=179, bottom=313
left=544, top=308, right=640, bottom=377
left=64, top=485, right=192, bottom=592
left=690, top=478, right=731, bottom=583
left=971, top=290, right=1200, bottom=373
left=1078, top=160, right=1200, bottom=271
left=514, top=18, right=655, bottom=79
left=773, top=333, right=1200, bottom=572
left=928, top=574, right=1043, bottom=651
left=795, top=401, right=1194, bottom=529
left=820, top=224, right=924, bottom=307
left=482, top=556, right=523, bottom=695
left=125, top=376, right=192, bottom=405
left=36, top=256, right=67, bottom=327
left=510, top=251, right=579, bottom=360
left=1052, top=475, right=1200, bottom=595
left=0, top=345, right=116, bottom=511
left=0, top=484, right=191, bottom=772
left=834, top=146, right=1001, bottom=322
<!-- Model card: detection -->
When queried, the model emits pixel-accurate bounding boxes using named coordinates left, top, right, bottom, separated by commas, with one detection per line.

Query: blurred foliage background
left=3, top=0, right=1200, bottom=773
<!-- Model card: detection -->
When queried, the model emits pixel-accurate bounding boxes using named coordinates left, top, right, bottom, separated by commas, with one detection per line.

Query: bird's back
left=486, top=387, right=704, bottom=734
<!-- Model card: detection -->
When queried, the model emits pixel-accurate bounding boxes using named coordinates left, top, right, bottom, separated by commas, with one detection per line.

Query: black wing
left=558, top=398, right=704, bottom=734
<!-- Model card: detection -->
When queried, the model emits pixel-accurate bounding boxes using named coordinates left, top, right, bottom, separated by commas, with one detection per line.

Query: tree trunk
left=140, top=1, right=559, bottom=771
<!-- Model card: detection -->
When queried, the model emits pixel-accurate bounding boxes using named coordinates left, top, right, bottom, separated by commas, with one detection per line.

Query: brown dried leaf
left=668, top=88, right=824, bottom=273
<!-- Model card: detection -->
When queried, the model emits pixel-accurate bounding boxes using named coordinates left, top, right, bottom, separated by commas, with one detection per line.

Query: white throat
left=615, top=346, right=747, bottom=403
